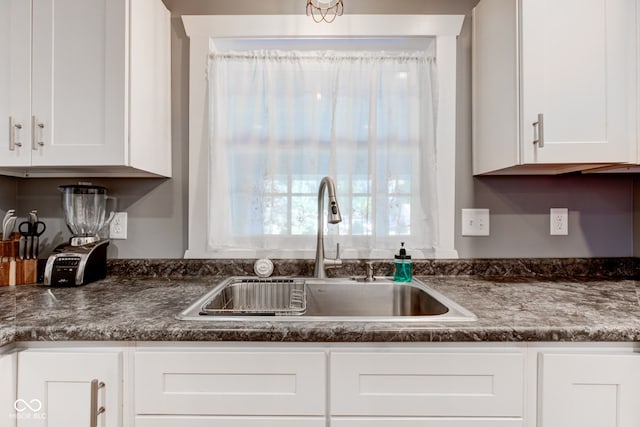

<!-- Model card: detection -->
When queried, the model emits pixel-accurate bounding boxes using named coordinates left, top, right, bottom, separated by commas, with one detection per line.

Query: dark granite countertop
left=0, top=285, right=15, bottom=346
left=2, top=270, right=640, bottom=344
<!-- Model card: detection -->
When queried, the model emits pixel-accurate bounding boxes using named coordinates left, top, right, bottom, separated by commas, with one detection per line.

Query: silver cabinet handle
left=9, top=117, right=23, bottom=150
left=90, top=379, right=105, bottom=427
left=31, top=116, right=45, bottom=150
left=532, top=113, right=544, bottom=148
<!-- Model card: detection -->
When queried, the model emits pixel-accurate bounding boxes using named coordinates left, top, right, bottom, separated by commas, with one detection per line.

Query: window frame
left=183, top=14, right=464, bottom=259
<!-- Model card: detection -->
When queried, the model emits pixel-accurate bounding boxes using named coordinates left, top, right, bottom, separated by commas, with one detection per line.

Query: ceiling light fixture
left=306, top=0, right=344, bottom=23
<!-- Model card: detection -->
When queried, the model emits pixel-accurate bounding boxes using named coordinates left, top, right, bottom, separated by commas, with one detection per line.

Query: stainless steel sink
left=177, top=277, right=476, bottom=322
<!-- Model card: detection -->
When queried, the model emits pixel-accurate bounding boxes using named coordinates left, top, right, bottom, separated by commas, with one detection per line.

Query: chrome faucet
left=314, top=176, right=342, bottom=278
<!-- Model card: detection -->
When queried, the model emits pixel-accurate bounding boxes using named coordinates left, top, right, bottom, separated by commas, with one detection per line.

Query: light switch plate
left=461, top=208, right=490, bottom=236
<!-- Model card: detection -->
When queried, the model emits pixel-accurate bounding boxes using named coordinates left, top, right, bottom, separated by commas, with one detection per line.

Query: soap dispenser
left=393, top=242, right=412, bottom=282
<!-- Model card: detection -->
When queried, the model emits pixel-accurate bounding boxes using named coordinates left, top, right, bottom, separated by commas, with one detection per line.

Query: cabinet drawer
left=136, top=416, right=326, bottom=427
left=331, top=352, right=523, bottom=416
left=134, top=351, right=326, bottom=415
left=332, top=419, right=523, bottom=427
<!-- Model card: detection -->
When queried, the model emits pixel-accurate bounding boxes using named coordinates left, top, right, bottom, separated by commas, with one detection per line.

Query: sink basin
left=177, top=277, right=476, bottom=322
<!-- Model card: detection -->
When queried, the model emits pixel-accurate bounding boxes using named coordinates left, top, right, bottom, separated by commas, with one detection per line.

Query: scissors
left=18, top=219, right=46, bottom=259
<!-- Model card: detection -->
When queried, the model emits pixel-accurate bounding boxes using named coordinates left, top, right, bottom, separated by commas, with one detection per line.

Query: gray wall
left=451, top=11, right=634, bottom=258
left=4, top=0, right=636, bottom=259
left=0, top=177, right=17, bottom=232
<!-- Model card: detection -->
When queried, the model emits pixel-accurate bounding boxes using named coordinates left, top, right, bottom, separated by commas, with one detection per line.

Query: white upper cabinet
left=472, top=0, right=636, bottom=175
left=0, top=0, right=31, bottom=169
left=0, top=0, right=171, bottom=178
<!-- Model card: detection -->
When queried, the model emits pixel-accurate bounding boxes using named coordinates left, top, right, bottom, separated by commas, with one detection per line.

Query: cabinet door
left=0, top=0, right=31, bottom=167
left=539, top=353, right=640, bottom=427
left=30, top=0, right=127, bottom=167
left=0, top=352, right=17, bottom=427
left=520, top=0, right=636, bottom=165
left=17, top=351, right=122, bottom=427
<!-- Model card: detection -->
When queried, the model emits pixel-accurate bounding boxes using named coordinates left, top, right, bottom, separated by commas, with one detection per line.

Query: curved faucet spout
left=315, top=176, right=342, bottom=278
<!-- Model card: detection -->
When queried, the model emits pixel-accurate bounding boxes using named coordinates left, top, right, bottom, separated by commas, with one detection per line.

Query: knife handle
left=27, top=236, right=33, bottom=259
left=18, top=236, right=26, bottom=260
left=32, top=235, right=38, bottom=259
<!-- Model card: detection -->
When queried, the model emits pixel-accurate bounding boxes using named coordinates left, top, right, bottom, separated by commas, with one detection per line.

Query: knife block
left=0, top=236, right=36, bottom=285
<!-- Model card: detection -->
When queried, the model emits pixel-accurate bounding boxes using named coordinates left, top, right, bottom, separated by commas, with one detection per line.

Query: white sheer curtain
left=208, top=49, right=438, bottom=258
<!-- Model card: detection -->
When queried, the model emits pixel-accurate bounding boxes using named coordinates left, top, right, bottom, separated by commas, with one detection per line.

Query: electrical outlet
left=550, top=208, right=568, bottom=236
left=461, top=208, right=490, bottom=236
left=109, top=212, right=128, bottom=239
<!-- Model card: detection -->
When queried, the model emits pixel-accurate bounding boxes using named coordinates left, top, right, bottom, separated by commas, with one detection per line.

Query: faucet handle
left=365, top=261, right=375, bottom=282
left=325, top=242, right=343, bottom=269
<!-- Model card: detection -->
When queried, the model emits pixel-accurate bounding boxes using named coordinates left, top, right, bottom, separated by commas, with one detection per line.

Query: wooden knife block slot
left=16, top=260, right=38, bottom=285
left=0, top=261, right=10, bottom=286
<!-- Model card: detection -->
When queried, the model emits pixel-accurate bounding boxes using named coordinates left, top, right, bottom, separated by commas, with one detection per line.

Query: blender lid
left=58, top=184, right=108, bottom=194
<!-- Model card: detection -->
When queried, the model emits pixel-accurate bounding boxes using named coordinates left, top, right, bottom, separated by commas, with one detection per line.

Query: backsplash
left=107, top=258, right=639, bottom=280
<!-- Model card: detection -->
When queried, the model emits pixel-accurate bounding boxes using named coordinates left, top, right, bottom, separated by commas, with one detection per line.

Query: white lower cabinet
left=1, top=352, right=17, bottom=427
left=7, top=342, right=640, bottom=427
left=538, top=352, right=640, bottom=427
left=16, top=350, right=122, bottom=427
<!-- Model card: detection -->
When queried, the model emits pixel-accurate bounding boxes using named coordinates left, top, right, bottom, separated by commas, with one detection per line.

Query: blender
left=44, top=184, right=115, bottom=286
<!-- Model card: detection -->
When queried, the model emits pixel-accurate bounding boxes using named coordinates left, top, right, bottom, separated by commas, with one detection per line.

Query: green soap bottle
left=393, top=242, right=412, bottom=282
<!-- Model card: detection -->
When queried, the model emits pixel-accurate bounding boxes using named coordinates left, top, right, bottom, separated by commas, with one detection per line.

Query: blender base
left=43, top=240, right=109, bottom=286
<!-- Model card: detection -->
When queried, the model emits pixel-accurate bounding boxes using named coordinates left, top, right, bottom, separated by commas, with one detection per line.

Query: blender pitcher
left=59, top=184, right=117, bottom=246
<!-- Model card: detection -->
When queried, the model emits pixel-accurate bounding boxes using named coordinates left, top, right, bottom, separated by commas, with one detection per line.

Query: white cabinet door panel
left=134, top=351, right=326, bottom=416
left=0, top=0, right=31, bottom=167
left=539, top=353, right=640, bottom=427
left=520, top=0, right=636, bottom=164
left=0, top=352, right=17, bottom=427
left=31, top=0, right=126, bottom=167
left=17, top=351, right=122, bottom=427
left=331, top=352, right=524, bottom=417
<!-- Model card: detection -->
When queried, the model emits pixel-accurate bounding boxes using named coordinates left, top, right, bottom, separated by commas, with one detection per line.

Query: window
left=183, top=15, right=463, bottom=259
left=208, top=48, right=437, bottom=257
